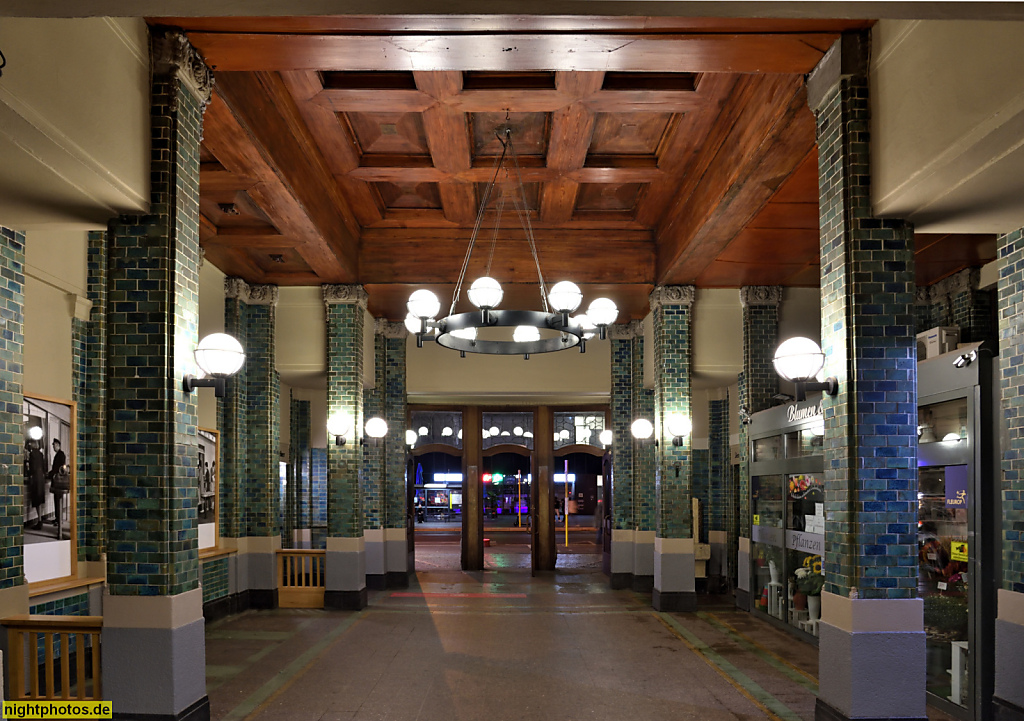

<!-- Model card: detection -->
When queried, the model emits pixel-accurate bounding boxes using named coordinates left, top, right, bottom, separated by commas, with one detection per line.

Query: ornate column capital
left=374, top=318, right=407, bottom=338
left=649, top=285, right=695, bottom=310
left=151, top=28, right=214, bottom=109
left=915, top=286, right=931, bottom=306
left=607, top=320, right=644, bottom=340
left=739, top=286, right=783, bottom=308
left=322, top=284, right=369, bottom=310
left=225, top=277, right=278, bottom=306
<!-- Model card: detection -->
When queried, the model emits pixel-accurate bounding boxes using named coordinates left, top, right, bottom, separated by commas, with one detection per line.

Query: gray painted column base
left=735, top=588, right=750, bottom=611
left=995, top=698, right=1024, bottom=721
left=366, top=574, right=388, bottom=591
left=385, top=571, right=410, bottom=589
left=815, top=698, right=925, bottom=721
left=652, top=590, right=696, bottom=612
left=996, top=617, right=1024, bottom=711
left=115, top=696, right=210, bottom=721
left=325, top=589, right=367, bottom=610
left=633, top=575, right=654, bottom=593
left=609, top=572, right=633, bottom=590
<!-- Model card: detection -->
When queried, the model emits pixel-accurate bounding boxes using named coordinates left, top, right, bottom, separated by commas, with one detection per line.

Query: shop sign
left=945, top=465, right=969, bottom=508
left=751, top=525, right=783, bottom=547
left=785, top=530, right=824, bottom=555
left=950, top=541, right=968, bottom=562
left=786, top=398, right=823, bottom=425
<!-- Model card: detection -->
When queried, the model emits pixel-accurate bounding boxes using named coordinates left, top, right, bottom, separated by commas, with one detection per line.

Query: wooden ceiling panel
left=575, top=183, right=644, bottom=213
left=345, top=112, right=430, bottom=155
left=589, top=112, right=673, bottom=156
left=374, top=181, right=443, bottom=210
left=246, top=247, right=314, bottom=275
left=915, top=233, right=997, bottom=286
left=696, top=260, right=815, bottom=288
left=471, top=112, right=548, bottom=157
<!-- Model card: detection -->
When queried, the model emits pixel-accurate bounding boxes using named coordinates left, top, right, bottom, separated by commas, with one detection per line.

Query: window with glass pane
left=409, top=410, right=463, bottom=449
left=785, top=424, right=824, bottom=458
left=919, top=464, right=969, bottom=707
left=751, top=474, right=785, bottom=620
left=553, top=412, right=606, bottom=450
left=786, top=473, right=824, bottom=635
left=753, top=435, right=783, bottom=461
left=918, top=398, right=968, bottom=444
left=482, top=412, right=533, bottom=450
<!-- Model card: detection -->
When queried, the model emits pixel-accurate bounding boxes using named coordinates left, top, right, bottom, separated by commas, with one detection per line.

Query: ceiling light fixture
left=406, top=127, right=618, bottom=359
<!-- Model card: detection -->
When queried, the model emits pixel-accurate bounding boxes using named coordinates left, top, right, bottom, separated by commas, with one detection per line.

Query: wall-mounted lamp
left=665, top=414, right=692, bottom=447
left=772, top=337, right=838, bottom=402
left=183, top=333, right=245, bottom=398
left=599, top=429, right=613, bottom=448
left=327, top=415, right=389, bottom=446
left=631, top=418, right=655, bottom=446
left=405, top=429, right=417, bottom=448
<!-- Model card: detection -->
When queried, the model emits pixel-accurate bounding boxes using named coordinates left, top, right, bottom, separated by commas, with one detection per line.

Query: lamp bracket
left=793, top=377, right=838, bottom=402
left=183, top=375, right=226, bottom=398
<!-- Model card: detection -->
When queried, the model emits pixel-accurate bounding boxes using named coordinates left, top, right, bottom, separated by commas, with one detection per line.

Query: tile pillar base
left=103, top=589, right=207, bottom=719
left=326, top=536, right=366, bottom=607
left=817, top=594, right=926, bottom=720
left=324, top=589, right=368, bottom=610
left=654, top=537, right=695, bottom=610
left=653, top=590, right=697, bottom=612
left=609, top=529, right=635, bottom=590
left=814, top=697, right=925, bottom=721
left=114, top=696, right=210, bottom=721
left=996, top=590, right=1024, bottom=713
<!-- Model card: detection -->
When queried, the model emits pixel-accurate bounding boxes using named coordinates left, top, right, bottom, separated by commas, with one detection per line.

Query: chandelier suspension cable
left=506, top=131, right=549, bottom=313
left=484, top=192, right=507, bottom=278
left=449, top=138, right=509, bottom=318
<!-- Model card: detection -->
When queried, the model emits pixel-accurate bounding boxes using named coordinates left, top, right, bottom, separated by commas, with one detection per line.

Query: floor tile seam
left=655, top=612, right=803, bottom=721
left=699, top=611, right=819, bottom=688
left=218, top=610, right=368, bottom=721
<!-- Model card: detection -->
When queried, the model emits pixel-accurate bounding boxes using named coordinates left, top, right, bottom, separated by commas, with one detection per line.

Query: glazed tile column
left=324, top=285, right=368, bottom=610
left=222, top=277, right=280, bottom=607
left=103, top=29, right=212, bottom=721
left=947, top=268, right=994, bottom=344
left=994, top=227, right=1024, bottom=717
left=707, top=394, right=730, bottom=589
left=362, top=323, right=386, bottom=589
left=0, top=229, right=27, bottom=618
left=808, top=33, right=924, bottom=721
left=650, top=286, right=696, bottom=611
left=75, top=230, right=107, bottom=576
left=379, top=320, right=410, bottom=588
left=608, top=321, right=655, bottom=591
left=736, top=286, right=781, bottom=608
left=289, top=393, right=311, bottom=548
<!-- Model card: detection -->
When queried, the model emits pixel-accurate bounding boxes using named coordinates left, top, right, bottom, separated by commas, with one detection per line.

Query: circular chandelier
left=406, top=127, right=618, bottom=358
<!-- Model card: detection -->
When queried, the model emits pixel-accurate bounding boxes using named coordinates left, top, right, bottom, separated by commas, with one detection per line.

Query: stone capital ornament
left=374, top=318, right=407, bottom=339
left=322, top=284, right=369, bottom=310
left=649, top=285, right=695, bottom=310
left=607, top=320, right=644, bottom=340
left=225, top=277, right=279, bottom=306
left=151, top=29, right=214, bottom=109
left=915, top=286, right=931, bottom=306
left=739, top=286, right=783, bottom=308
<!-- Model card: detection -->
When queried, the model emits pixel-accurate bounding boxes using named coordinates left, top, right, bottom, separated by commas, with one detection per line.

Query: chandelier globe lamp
left=406, top=126, right=618, bottom=358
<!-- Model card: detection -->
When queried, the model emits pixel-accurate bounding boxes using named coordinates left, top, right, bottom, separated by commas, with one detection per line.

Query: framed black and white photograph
left=23, top=394, right=76, bottom=583
left=198, top=427, right=218, bottom=550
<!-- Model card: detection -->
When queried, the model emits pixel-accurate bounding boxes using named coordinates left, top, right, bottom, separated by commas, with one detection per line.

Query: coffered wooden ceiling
left=155, top=15, right=994, bottom=320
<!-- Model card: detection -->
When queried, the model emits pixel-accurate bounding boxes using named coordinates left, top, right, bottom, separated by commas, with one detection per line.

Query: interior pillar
left=324, top=285, right=368, bottom=610
left=534, top=407, right=556, bottom=572
left=461, top=406, right=483, bottom=571
left=380, top=321, right=410, bottom=588
left=103, top=28, right=211, bottom=721
left=651, top=285, right=696, bottom=612
left=808, top=32, right=924, bottom=721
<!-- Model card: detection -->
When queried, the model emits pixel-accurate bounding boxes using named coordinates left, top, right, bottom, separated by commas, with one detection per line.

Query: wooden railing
left=276, top=550, right=325, bottom=608
left=4, top=615, right=102, bottom=700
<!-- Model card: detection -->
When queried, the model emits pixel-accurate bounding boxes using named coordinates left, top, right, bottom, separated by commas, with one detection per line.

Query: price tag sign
left=950, top=541, right=968, bottom=562
left=753, top=514, right=760, bottom=526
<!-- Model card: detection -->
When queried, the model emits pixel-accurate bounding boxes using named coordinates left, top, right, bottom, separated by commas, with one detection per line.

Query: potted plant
left=795, top=565, right=824, bottom=620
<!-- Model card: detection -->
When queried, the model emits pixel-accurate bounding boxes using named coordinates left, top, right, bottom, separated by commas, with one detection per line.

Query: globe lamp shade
left=587, top=298, right=618, bottom=327
left=631, top=418, right=654, bottom=440
left=194, top=333, right=245, bottom=377
left=773, top=337, right=825, bottom=382
left=365, top=417, right=388, bottom=439
left=666, top=414, right=692, bottom=439
left=599, top=429, right=613, bottom=446
left=548, top=281, right=583, bottom=313
left=405, top=429, right=417, bottom=446
left=327, top=413, right=353, bottom=440
left=513, top=325, right=541, bottom=343
left=407, top=289, right=440, bottom=320
left=573, top=314, right=597, bottom=340
left=467, top=277, right=503, bottom=309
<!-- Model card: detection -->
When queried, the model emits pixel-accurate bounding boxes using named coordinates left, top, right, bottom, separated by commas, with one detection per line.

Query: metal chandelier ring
left=432, top=310, right=584, bottom=355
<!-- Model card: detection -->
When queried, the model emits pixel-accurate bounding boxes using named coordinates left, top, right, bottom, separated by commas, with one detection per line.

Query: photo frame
left=197, top=427, right=219, bottom=550
left=23, top=394, right=76, bottom=584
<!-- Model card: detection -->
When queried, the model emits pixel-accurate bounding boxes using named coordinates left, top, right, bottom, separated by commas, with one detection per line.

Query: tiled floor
left=204, top=547, right=957, bottom=721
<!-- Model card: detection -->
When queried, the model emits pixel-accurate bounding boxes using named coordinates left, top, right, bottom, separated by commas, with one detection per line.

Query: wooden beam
left=188, top=33, right=839, bottom=74
left=215, top=71, right=362, bottom=280
left=581, top=90, right=705, bottom=113
left=280, top=70, right=385, bottom=227
left=540, top=72, right=602, bottom=224
left=203, top=92, right=353, bottom=282
left=313, top=88, right=436, bottom=113
left=657, top=76, right=817, bottom=284
left=359, top=228, right=654, bottom=284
